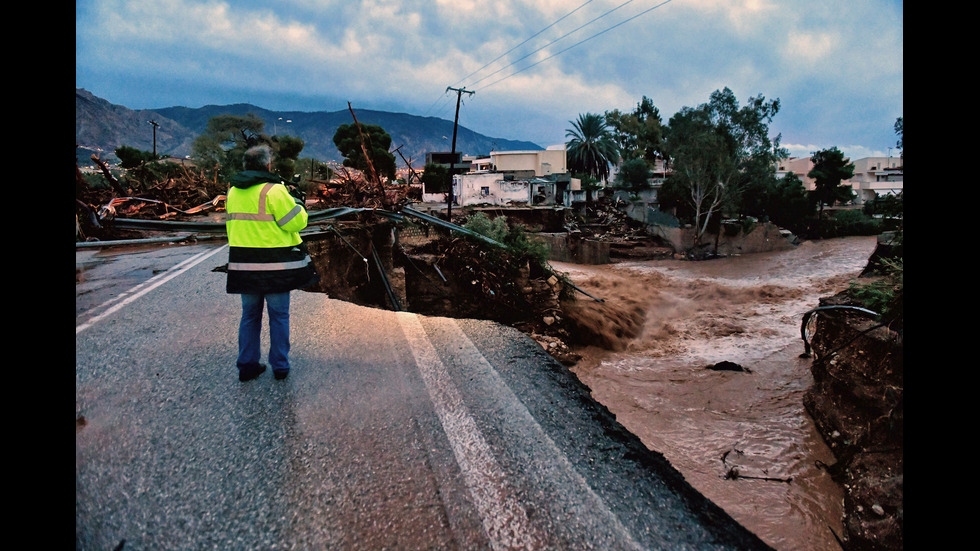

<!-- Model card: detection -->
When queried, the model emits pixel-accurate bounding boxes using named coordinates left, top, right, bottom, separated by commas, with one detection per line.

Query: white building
left=776, top=155, right=903, bottom=204
left=426, top=146, right=571, bottom=207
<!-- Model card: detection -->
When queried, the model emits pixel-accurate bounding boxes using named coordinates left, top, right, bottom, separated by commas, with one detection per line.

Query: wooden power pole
left=148, top=120, right=160, bottom=157
left=445, top=86, right=474, bottom=221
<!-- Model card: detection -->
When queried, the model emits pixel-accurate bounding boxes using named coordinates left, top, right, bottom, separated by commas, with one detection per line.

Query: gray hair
left=243, top=144, right=274, bottom=171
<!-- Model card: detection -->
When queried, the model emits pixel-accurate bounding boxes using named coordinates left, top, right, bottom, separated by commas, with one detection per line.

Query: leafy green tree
left=738, top=169, right=815, bottom=230
left=767, top=172, right=815, bottom=228
left=661, top=108, right=736, bottom=247
left=421, top=162, right=450, bottom=194
left=115, top=145, right=158, bottom=169
left=613, top=158, right=652, bottom=194
left=191, top=114, right=265, bottom=181
left=701, top=88, right=786, bottom=216
left=272, top=135, right=305, bottom=180
left=332, top=123, right=397, bottom=182
left=565, top=113, right=619, bottom=184
left=660, top=88, right=785, bottom=247
left=191, top=114, right=304, bottom=183
left=808, top=147, right=855, bottom=217
left=605, top=96, right=664, bottom=166
left=863, top=191, right=903, bottom=226
left=112, top=145, right=194, bottom=193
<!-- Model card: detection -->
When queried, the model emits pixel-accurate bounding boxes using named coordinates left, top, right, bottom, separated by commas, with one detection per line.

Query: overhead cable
left=423, top=0, right=598, bottom=118
left=466, top=0, right=640, bottom=90
left=476, top=0, right=677, bottom=92
left=452, top=0, right=597, bottom=88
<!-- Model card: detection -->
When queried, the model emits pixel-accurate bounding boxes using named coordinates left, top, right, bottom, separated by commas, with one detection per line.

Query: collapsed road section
left=76, top=242, right=774, bottom=549
left=81, top=203, right=635, bottom=366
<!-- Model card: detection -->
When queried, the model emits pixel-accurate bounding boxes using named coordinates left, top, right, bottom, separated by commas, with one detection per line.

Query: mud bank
left=804, top=295, right=903, bottom=550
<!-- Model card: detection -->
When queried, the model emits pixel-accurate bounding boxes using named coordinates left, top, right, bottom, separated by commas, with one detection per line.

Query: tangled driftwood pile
left=310, top=166, right=419, bottom=212
left=76, top=154, right=232, bottom=240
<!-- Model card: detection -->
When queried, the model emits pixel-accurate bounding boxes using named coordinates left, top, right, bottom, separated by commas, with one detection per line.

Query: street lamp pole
left=275, top=117, right=292, bottom=135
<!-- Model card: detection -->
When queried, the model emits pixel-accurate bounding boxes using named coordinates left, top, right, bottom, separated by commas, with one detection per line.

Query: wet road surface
left=76, top=242, right=772, bottom=550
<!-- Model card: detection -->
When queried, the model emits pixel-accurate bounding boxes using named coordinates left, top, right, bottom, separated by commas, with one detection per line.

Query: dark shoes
left=238, top=363, right=288, bottom=381
left=239, top=363, right=267, bottom=382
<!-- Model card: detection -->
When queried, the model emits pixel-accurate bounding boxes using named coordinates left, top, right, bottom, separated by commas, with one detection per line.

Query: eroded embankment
left=548, top=238, right=882, bottom=551
left=804, top=297, right=903, bottom=551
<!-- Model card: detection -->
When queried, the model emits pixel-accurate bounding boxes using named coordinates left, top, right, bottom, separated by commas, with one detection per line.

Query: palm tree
left=565, top=113, right=619, bottom=184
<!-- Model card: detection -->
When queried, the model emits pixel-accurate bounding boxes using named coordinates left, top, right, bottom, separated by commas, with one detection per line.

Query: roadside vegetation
left=562, top=92, right=904, bottom=333
left=564, top=89, right=903, bottom=245
left=79, top=87, right=902, bottom=259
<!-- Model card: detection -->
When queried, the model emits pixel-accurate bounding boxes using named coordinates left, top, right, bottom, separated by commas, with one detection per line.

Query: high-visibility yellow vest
left=226, top=182, right=307, bottom=248
left=224, top=179, right=317, bottom=294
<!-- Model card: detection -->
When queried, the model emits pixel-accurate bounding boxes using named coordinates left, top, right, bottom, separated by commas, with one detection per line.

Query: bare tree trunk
left=347, top=103, right=387, bottom=208
left=90, top=155, right=128, bottom=196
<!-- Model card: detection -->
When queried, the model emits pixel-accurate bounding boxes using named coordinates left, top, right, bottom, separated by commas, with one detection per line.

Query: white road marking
left=399, top=313, right=644, bottom=550
left=76, top=245, right=228, bottom=335
left=396, top=311, right=539, bottom=550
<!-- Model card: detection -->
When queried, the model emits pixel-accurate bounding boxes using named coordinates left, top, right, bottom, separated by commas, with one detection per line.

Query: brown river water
left=554, top=235, right=880, bottom=551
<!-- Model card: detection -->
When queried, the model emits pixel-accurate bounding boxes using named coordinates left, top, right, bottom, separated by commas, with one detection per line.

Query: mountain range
left=75, top=88, right=542, bottom=168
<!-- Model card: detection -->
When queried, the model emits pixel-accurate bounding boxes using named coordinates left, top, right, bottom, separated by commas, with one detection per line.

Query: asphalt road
left=76, top=241, right=772, bottom=550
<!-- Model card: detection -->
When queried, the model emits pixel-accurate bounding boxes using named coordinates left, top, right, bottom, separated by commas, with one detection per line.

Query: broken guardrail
left=77, top=205, right=604, bottom=302
left=799, top=305, right=880, bottom=357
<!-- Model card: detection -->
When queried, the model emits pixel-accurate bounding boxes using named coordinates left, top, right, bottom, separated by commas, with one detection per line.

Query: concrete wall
left=648, top=221, right=796, bottom=256
left=532, top=233, right=610, bottom=264
left=492, top=149, right=567, bottom=176
left=457, top=173, right=531, bottom=206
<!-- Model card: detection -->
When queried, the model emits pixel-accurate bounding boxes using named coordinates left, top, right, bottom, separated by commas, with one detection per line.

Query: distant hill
left=75, top=88, right=542, bottom=168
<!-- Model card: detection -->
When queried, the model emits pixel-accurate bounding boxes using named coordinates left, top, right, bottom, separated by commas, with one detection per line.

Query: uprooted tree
left=332, top=120, right=397, bottom=183
left=323, top=106, right=410, bottom=211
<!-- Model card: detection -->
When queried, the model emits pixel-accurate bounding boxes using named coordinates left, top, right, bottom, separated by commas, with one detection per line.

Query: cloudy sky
left=76, top=0, right=903, bottom=160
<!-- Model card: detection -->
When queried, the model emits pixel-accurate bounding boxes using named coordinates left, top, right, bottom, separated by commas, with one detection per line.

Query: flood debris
left=707, top=361, right=752, bottom=373
left=720, top=446, right=792, bottom=483
left=75, top=130, right=666, bottom=367
left=77, top=151, right=230, bottom=241
left=722, top=466, right=792, bottom=484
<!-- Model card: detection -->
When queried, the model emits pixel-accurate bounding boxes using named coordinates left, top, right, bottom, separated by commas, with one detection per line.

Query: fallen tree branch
left=723, top=467, right=792, bottom=483
left=90, top=154, right=128, bottom=196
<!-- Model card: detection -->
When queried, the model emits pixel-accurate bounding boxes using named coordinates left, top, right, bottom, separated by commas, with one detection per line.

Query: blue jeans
left=237, top=292, right=291, bottom=374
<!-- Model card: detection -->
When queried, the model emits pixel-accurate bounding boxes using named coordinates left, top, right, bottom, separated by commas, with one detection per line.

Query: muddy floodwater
left=555, top=235, right=879, bottom=551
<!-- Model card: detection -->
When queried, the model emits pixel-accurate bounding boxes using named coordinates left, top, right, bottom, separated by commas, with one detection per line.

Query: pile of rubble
left=76, top=155, right=228, bottom=241
left=568, top=201, right=675, bottom=261
left=310, top=165, right=419, bottom=211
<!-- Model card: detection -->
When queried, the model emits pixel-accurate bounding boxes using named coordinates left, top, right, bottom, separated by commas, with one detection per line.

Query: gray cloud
left=76, top=0, right=903, bottom=157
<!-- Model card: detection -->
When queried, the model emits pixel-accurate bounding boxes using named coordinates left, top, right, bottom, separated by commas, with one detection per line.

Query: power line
left=422, top=0, right=675, bottom=127
left=422, top=0, right=604, bottom=118
left=476, top=0, right=677, bottom=92
left=451, top=0, right=597, bottom=88
left=465, top=0, right=640, bottom=90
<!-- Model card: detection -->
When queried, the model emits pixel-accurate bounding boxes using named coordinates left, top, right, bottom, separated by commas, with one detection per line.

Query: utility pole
left=148, top=120, right=160, bottom=157
left=445, top=86, right=474, bottom=221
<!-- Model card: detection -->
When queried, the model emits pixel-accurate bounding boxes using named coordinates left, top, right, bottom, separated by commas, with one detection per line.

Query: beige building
left=468, top=146, right=567, bottom=178
left=776, top=155, right=903, bottom=204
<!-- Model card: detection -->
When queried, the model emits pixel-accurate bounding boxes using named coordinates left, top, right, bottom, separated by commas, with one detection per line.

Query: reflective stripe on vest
left=227, top=256, right=311, bottom=271
left=227, top=183, right=303, bottom=227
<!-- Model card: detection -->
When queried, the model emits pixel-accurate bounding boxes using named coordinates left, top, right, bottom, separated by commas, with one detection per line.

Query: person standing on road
left=225, top=144, right=317, bottom=381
